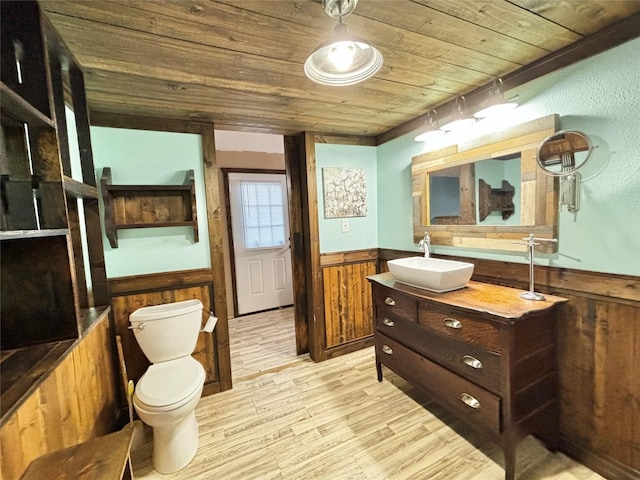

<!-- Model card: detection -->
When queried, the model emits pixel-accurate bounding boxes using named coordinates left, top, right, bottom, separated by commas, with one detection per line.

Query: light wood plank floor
left=131, top=308, right=604, bottom=480
left=228, top=307, right=305, bottom=382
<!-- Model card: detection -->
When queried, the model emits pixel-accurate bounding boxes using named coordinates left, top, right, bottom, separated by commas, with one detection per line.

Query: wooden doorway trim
left=200, top=123, right=232, bottom=391
left=284, top=134, right=313, bottom=357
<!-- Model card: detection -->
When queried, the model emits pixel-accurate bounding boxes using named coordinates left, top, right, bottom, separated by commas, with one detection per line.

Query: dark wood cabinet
left=1, top=0, right=109, bottom=420
left=369, top=273, right=567, bottom=480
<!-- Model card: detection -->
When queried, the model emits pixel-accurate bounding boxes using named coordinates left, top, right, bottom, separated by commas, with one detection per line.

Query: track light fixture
left=304, top=0, right=383, bottom=86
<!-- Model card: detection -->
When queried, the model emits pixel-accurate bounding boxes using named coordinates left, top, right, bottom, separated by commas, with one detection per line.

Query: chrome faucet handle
left=419, top=231, right=431, bottom=257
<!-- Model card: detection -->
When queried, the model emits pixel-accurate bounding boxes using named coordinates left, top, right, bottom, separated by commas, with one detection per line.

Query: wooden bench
left=21, top=422, right=140, bottom=480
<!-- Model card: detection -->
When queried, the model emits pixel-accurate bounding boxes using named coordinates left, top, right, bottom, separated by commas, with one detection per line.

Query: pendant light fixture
left=439, top=96, right=476, bottom=132
left=474, top=78, right=518, bottom=119
left=414, top=109, right=446, bottom=142
left=304, top=0, right=383, bottom=86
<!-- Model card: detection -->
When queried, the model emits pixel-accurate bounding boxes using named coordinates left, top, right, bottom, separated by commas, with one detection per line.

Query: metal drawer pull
left=382, top=317, right=395, bottom=327
left=460, top=393, right=481, bottom=409
left=384, top=297, right=396, bottom=306
left=462, top=355, right=483, bottom=369
left=444, top=318, right=462, bottom=329
left=382, top=345, right=393, bottom=355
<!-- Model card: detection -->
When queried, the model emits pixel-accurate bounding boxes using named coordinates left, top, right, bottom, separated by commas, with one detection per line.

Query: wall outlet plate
left=341, top=219, right=350, bottom=233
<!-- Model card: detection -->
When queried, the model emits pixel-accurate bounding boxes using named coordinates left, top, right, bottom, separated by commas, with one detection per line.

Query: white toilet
left=129, top=299, right=207, bottom=474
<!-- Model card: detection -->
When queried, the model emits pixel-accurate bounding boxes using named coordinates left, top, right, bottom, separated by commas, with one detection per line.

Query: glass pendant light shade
left=304, top=21, right=383, bottom=86
left=415, top=129, right=446, bottom=142
left=439, top=96, right=476, bottom=131
left=474, top=100, right=518, bottom=119
left=474, top=79, right=518, bottom=119
left=415, top=109, right=446, bottom=142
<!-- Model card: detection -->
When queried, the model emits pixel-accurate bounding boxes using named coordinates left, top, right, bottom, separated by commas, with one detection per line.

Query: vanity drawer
left=376, top=314, right=501, bottom=393
left=418, top=305, right=500, bottom=353
left=372, top=284, right=416, bottom=323
left=376, top=333, right=501, bottom=435
left=375, top=311, right=416, bottom=342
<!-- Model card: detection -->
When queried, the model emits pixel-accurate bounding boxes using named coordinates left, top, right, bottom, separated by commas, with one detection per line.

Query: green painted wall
left=87, top=40, right=640, bottom=277
left=377, top=38, right=640, bottom=276
left=316, top=143, right=378, bottom=254
left=91, top=127, right=211, bottom=278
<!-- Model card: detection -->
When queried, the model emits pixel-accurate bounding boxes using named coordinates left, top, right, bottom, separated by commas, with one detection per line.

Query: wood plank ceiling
left=41, top=0, right=640, bottom=138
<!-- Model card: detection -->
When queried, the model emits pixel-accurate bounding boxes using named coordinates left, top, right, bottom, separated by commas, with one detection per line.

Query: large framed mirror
left=412, top=114, right=559, bottom=252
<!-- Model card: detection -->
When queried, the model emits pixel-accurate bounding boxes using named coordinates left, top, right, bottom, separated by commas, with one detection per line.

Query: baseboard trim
left=560, top=431, right=640, bottom=478
left=325, top=336, right=375, bottom=359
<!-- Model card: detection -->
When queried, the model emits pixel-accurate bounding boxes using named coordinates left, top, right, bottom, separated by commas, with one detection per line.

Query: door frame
left=222, top=168, right=288, bottom=317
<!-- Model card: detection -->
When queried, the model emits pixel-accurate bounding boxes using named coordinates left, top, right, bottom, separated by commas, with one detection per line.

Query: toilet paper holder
left=201, top=310, right=218, bottom=333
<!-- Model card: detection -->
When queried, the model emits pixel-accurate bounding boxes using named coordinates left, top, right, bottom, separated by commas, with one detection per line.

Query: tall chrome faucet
left=418, top=231, right=431, bottom=258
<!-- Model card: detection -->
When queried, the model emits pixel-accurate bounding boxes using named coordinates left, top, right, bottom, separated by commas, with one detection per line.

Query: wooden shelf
left=105, top=184, right=192, bottom=192
left=0, top=339, right=76, bottom=427
left=113, top=221, right=195, bottom=228
left=0, top=228, right=69, bottom=240
left=100, top=167, right=198, bottom=248
left=0, top=81, right=54, bottom=128
left=478, top=179, right=515, bottom=222
left=63, top=175, right=98, bottom=199
left=0, top=306, right=110, bottom=427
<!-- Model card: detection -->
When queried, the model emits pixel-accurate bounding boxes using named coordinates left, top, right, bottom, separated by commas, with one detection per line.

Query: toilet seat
left=134, top=356, right=205, bottom=411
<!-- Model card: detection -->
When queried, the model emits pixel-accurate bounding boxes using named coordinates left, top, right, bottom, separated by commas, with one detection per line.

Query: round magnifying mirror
left=536, top=130, right=593, bottom=176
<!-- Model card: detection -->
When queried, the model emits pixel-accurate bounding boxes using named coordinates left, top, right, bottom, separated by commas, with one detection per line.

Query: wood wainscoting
left=378, top=249, right=640, bottom=480
left=0, top=309, right=120, bottom=480
left=320, top=249, right=377, bottom=358
left=108, top=268, right=230, bottom=397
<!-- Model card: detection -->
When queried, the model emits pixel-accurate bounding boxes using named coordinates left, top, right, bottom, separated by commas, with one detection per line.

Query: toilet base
left=152, top=409, right=199, bottom=474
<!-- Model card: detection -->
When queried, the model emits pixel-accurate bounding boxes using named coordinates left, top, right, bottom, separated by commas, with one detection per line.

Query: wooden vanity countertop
left=368, top=272, right=568, bottom=324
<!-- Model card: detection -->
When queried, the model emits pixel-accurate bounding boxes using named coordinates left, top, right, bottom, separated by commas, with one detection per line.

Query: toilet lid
left=135, top=356, right=205, bottom=409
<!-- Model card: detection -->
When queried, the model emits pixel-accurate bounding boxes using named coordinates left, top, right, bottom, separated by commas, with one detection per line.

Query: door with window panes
left=228, top=173, right=293, bottom=315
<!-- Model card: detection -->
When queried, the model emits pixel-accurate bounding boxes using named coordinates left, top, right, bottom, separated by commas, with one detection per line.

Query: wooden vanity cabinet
left=369, top=273, right=567, bottom=480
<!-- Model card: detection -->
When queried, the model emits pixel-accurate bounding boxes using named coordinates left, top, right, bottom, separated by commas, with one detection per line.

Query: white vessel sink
left=387, top=257, right=474, bottom=293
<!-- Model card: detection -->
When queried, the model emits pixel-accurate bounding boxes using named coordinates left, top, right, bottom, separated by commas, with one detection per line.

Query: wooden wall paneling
left=322, top=266, right=340, bottom=348
left=284, top=134, right=309, bottom=355
left=173, top=286, right=217, bottom=387
left=320, top=250, right=377, bottom=351
left=0, top=414, right=23, bottom=480
left=200, top=123, right=232, bottom=392
left=557, top=295, right=640, bottom=479
left=377, top=248, right=640, bottom=479
left=0, top=313, right=119, bottom=480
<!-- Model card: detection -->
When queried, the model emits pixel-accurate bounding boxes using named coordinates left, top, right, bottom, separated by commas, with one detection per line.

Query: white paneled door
left=229, top=173, right=293, bottom=315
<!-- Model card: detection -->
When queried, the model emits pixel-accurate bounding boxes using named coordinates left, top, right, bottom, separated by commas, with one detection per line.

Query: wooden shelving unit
left=100, top=167, right=198, bottom=248
left=478, top=179, right=515, bottom=222
left=0, top=0, right=108, bottom=380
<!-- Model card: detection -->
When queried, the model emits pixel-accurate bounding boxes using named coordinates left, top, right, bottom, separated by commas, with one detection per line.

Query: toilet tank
left=129, top=299, right=203, bottom=363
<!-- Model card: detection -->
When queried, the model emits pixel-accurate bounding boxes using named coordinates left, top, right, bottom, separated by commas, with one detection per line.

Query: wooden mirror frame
left=412, top=114, right=559, bottom=253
